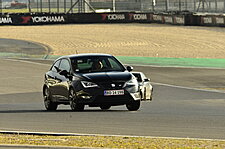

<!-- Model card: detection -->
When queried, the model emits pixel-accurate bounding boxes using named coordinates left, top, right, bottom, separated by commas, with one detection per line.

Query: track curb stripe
left=0, top=130, right=225, bottom=142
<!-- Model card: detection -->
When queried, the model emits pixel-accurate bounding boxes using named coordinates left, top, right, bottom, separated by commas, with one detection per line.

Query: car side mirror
left=144, top=78, right=150, bottom=82
left=59, top=70, right=68, bottom=76
left=126, top=66, right=133, bottom=72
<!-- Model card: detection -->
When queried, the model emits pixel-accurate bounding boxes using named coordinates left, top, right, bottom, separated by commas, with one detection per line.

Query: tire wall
left=0, top=12, right=224, bottom=27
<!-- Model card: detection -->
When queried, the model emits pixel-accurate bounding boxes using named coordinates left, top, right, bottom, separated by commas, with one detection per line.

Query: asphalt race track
left=0, top=58, right=225, bottom=139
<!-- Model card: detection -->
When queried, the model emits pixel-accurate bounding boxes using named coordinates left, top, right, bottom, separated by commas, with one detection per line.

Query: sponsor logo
left=203, top=17, right=212, bottom=24
left=101, top=14, right=125, bottom=21
left=0, top=17, right=13, bottom=24
left=153, top=15, right=162, bottom=21
left=129, top=14, right=147, bottom=20
left=164, top=16, right=173, bottom=23
left=21, top=16, right=32, bottom=23
left=21, top=16, right=65, bottom=24
left=32, top=16, right=65, bottom=23
left=215, top=17, right=224, bottom=24
left=174, top=16, right=185, bottom=24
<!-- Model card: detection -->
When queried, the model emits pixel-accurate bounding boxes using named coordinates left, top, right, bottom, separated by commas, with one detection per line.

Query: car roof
left=55, top=53, right=113, bottom=61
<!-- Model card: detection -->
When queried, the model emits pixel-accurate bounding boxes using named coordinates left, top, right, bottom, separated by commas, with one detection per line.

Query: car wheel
left=69, top=88, right=84, bottom=111
left=43, top=87, right=58, bottom=111
left=126, top=100, right=140, bottom=111
left=100, top=105, right=111, bottom=110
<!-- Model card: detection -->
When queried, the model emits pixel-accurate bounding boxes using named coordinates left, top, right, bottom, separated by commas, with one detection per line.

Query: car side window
left=50, top=60, right=61, bottom=72
left=108, top=58, right=122, bottom=70
left=59, top=59, right=71, bottom=73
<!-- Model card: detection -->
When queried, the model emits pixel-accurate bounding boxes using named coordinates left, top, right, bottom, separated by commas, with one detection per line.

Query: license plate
left=104, top=90, right=124, bottom=96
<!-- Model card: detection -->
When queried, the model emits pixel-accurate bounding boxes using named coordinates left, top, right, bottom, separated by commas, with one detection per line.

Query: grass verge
left=0, top=133, right=225, bottom=149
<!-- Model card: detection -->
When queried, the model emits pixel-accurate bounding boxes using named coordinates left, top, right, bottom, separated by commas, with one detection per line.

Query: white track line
left=152, top=82, right=225, bottom=94
left=128, top=63, right=225, bottom=70
left=5, top=58, right=51, bottom=66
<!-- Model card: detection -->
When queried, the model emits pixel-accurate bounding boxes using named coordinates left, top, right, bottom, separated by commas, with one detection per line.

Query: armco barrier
left=0, top=12, right=225, bottom=27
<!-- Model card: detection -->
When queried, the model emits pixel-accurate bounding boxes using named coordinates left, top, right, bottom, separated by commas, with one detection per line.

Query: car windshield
left=132, top=73, right=142, bottom=82
left=70, top=56, right=125, bottom=73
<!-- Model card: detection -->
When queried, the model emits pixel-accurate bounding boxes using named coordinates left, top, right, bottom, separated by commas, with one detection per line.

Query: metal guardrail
left=1, top=0, right=225, bottom=14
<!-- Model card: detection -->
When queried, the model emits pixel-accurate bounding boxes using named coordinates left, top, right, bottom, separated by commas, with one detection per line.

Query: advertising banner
left=173, top=16, right=185, bottom=25
left=200, top=16, right=213, bottom=25
left=214, top=16, right=225, bottom=27
left=12, top=13, right=67, bottom=25
left=128, top=13, right=151, bottom=23
left=0, top=15, right=13, bottom=25
left=151, top=14, right=163, bottom=23
left=163, top=15, right=173, bottom=24
left=1, top=12, right=224, bottom=27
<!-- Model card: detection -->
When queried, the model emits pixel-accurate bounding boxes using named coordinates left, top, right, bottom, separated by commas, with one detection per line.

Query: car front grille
left=99, top=82, right=125, bottom=89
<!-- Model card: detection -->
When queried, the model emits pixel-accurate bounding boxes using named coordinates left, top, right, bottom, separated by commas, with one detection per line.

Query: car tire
left=126, top=100, right=140, bottom=111
left=43, top=87, right=58, bottom=111
left=69, top=88, right=84, bottom=111
left=100, top=105, right=111, bottom=110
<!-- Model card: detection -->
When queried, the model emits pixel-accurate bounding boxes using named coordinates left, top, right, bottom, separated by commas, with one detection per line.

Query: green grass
left=0, top=134, right=225, bottom=148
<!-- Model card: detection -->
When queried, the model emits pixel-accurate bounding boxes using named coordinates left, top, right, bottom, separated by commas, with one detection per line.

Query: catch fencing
left=1, top=0, right=225, bottom=14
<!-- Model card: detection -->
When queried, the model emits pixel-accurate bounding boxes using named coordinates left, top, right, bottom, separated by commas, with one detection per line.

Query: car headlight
left=81, top=81, right=99, bottom=88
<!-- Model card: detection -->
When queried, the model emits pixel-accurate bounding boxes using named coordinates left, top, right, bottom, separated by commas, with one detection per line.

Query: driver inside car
left=92, top=60, right=103, bottom=71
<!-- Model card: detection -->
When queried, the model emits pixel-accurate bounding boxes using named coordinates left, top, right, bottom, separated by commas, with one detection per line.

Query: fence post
left=37, top=0, right=39, bottom=12
left=152, top=0, right=155, bottom=11
left=224, top=0, right=225, bottom=12
left=0, top=0, right=2, bottom=14
left=64, top=0, right=66, bottom=13
left=112, top=0, right=115, bottom=12
left=194, top=0, right=196, bottom=11
left=165, top=0, right=168, bottom=11
left=179, top=0, right=181, bottom=11
left=71, top=0, right=73, bottom=13
left=48, top=0, right=51, bottom=12
left=28, top=0, right=31, bottom=12
left=40, top=0, right=42, bottom=12
left=57, top=0, right=59, bottom=13
left=185, top=0, right=187, bottom=10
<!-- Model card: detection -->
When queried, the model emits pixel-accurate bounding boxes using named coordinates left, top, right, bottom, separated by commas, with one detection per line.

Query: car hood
left=81, top=71, right=132, bottom=82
